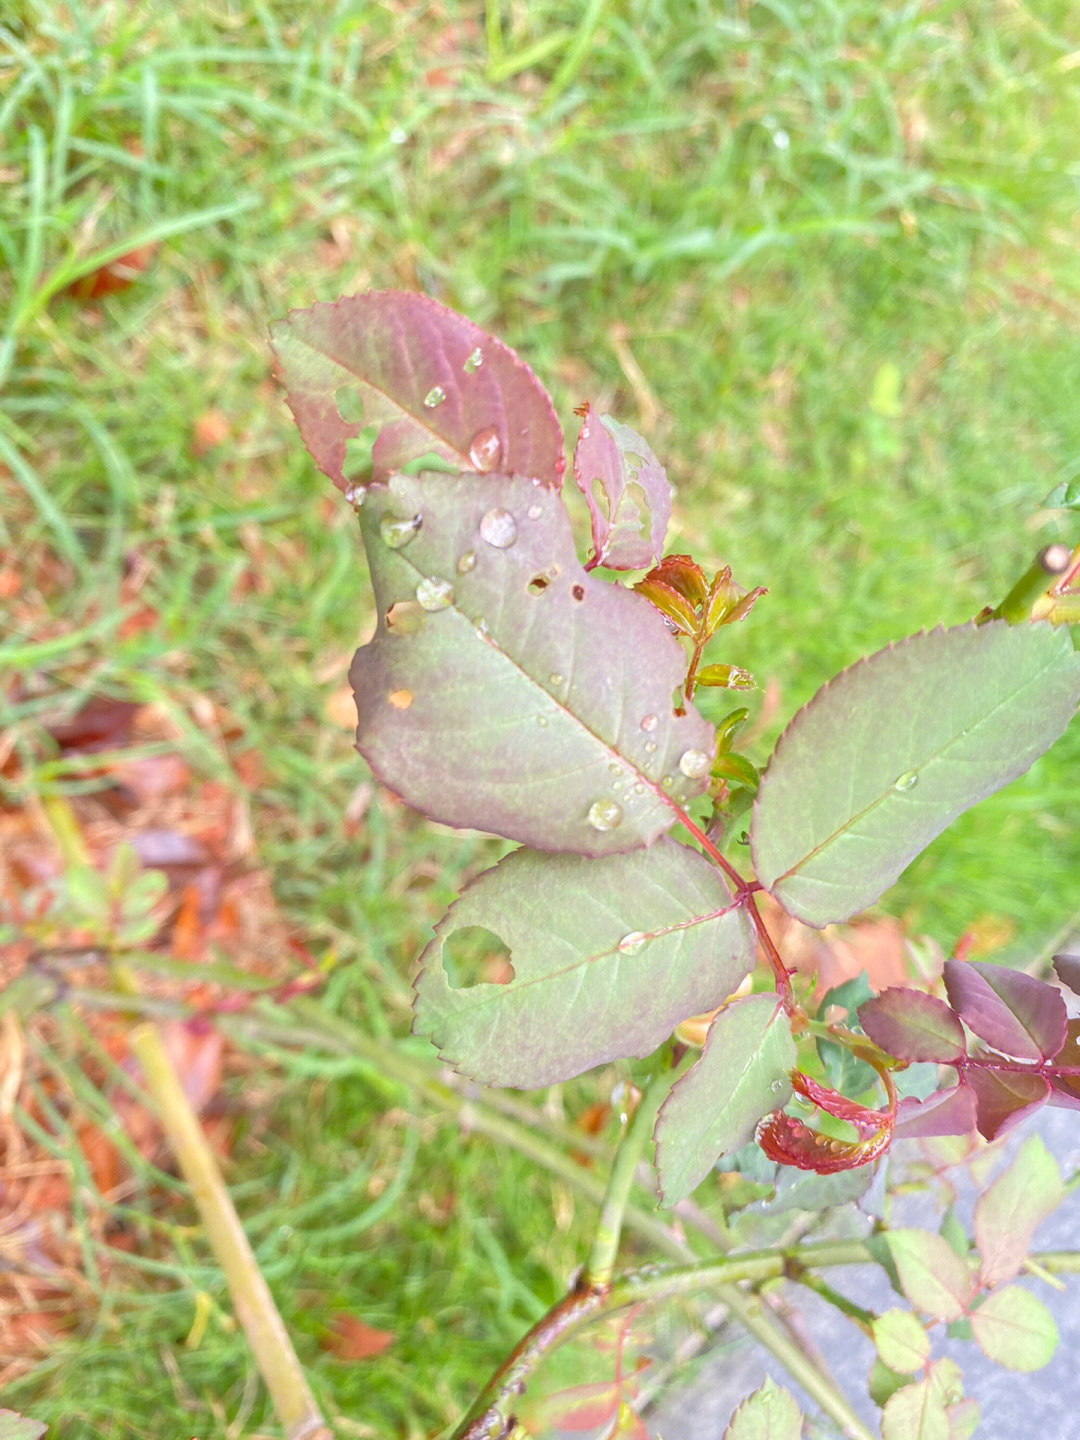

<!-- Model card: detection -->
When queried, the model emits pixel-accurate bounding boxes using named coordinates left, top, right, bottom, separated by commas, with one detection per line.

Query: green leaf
left=750, top=622, right=1080, bottom=926
left=968, top=1285, right=1058, bottom=1370
left=413, top=840, right=755, bottom=1087
left=873, top=1308, right=932, bottom=1373
left=974, top=1134, right=1063, bottom=1287
left=881, top=1360, right=964, bottom=1440
left=654, top=994, right=794, bottom=1206
left=353, top=473, right=716, bottom=854
left=722, top=1378, right=803, bottom=1440
left=0, top=1414, right=47, bottom=1440
left=886, top=1229, right=974, bottom=1321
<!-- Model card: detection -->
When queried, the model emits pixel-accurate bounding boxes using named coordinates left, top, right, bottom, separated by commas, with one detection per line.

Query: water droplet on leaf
left=469, top=427, right=502, bottom=471
left=537, top=715, right=548, bottom=728
left=479, top=507, right=517, bottom=548
left=640, top=714, right=658, bottom=732
left=463, top=346, right=483, bottom=373
left=344, top=485, right=364, bottom=511
left=423, top=385, right=446, bottom=408
left=527, top=504, right=543, bottom=520
left=549, top=673, right=564, bottom=687
left=660, top=775, right=675, bottom=791
left=644, top=740, right=658, bottom=754
left=457, top=550, right=477, bottom=573
left=894, top=770, right=919, bottom=792
left=678, top=748, right=711, bottom=779
left=587, top=798, right=623, bottom=832
left=380, top=512, right=422, bottom=549
left=617, top=932, right=647, bottom=955
left=416, top=577, right=454, bottom=611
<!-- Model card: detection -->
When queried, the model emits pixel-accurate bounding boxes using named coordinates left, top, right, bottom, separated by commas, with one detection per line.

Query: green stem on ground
left=584, top=1059, right=686, bottom=1287
left=128, top=1021, right=328, bottom=1440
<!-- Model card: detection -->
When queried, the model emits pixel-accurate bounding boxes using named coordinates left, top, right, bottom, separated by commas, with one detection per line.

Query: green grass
left=3, top=0, right=1080, bottom=1434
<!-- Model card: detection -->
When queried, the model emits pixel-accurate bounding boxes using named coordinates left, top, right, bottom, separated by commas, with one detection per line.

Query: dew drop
left=660, top=775, right=675, bottom=791
left=587, top=798, right=623, bottom=832
left=463, top=346, right=483, bottom=373
left=537, top=715, right=549, bottom=728
left=457, top=550, right=477, bottom=574
left=527, top=503, right=543, bottom=520
left=633, top=783, right=645, bottom=795
left=640, top=713, right=658, bottom=733
left=678, top=748, right=711, bottom=780
left=479, top=507, right=517, bottom=548
left=344, top=484, right=365, bottom=511
left=609, top=761, right=622, bottom=775
left=549, top=673, right=564, bottom=687
left=416, top=577, right=454, bottom=611
left=380, top=512, right=422, bottom=549
left=469, top=427, right=502, bottom=471
left=894, top=770, right=919, bottom=792
left=644, top=740, right=658, bottom=754
left=617, top=932, right=648, bottom=955
left=423, top=385, right=446, bottom=408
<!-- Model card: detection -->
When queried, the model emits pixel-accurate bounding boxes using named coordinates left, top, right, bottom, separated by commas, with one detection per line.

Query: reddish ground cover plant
left=273, top=290, right=1080, bottom=1438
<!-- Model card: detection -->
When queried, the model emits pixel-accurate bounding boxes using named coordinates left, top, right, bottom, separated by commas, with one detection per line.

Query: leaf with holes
left=573, top=405, right=670, bottom=571
left=969, top=1286, right=1058, bottom=1371
left=654, top=994, right=794, bottom=1205
left=750, top=622, right=1080, bottom=926
left=943, top=961, right=1067, bottom=1061
left=859, top=989, right=967, bottom=1063
left=974, top=1135, right=1063, bottom=1288
left=352, top=472, right=715, bottom=854
left=270, top=290, right=563, bottom=494
left=413, top=840, right=755, bottom=1087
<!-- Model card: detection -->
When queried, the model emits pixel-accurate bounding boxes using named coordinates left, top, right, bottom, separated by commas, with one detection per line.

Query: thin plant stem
left=128, top=1022, right=328, bottom=1440
left=584, top=1059, right=686, bottom=1287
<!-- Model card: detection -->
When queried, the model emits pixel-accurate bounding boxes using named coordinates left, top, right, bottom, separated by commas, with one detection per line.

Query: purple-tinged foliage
left=351, top=471, right=715, bottom=855
left=943, top=960, right=1067, bottom=1061
left=859, top=988, right=967, bottom=1063
left=965, top=1064, right=1050, bottom=1141
left=572, top=405, right=670, bottom=571
left=893, top=1082, right=977, bottom=1139
left=270, top=291, right=564, bottom=495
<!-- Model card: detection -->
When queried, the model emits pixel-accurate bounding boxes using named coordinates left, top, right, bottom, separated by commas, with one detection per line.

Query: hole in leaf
left=528, top=574, right=550, bottom=594
left=334, top=386, right=366, bottom=424
left=343, top=424, right=379, bottom=482
left=442, top=926, right=515, bottom=990
left=571, top=584, right=585, bottom=601
left=385, top=600, right=426, bottom=634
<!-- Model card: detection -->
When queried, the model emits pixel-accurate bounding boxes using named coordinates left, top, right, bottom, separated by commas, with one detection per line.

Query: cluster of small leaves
left=860, top=956, right=1080, bottom=1144
left=870, top=1134, right=1063, bottom=1435
left=274, top=290, right=1080, bottom=1199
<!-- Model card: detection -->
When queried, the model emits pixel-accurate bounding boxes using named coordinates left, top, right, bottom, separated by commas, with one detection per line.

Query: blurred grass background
left=2, top=1, right=1079, bottom=1435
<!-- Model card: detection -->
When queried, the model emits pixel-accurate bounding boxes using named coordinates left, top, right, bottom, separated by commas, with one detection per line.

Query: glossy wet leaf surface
left=352, top=472, right=715, bottom=854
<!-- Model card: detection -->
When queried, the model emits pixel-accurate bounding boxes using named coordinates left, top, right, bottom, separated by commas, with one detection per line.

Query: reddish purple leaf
left=893, top=1082, right=977, bottom=1139
left=859, top=988, right=967, bottom=1063
left=943, top=961, right=1067, bottom=1061
left=965, top=1064, right=1049, bottom=1141
left=270, top=291, right=563, bottom=495
left=352, top=472, right=715, bottom=854
left=790, top=1072, right=890, bottom=1135
left=756, top=1110, right=892, bottom=1173
left=573, top=405, right=670, bottom=571
left=1052, top=952, right=1080, bottom=998
left=1047, top=1016, right=1080, bottom=1109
